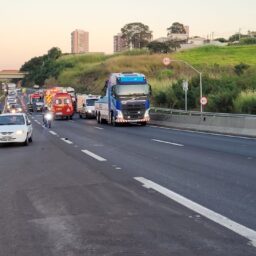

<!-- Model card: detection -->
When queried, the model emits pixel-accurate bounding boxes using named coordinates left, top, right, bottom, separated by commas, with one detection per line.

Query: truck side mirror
left=102, top=80, right=109, bottom=94
left=111, top=86, right=116, bottom=97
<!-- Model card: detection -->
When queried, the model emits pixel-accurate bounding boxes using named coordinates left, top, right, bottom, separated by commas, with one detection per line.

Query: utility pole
left=166, top=59, right=203, bottom=112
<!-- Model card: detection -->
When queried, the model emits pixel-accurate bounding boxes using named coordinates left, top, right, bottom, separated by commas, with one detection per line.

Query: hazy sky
left=0, top=0, right=255, bottom=70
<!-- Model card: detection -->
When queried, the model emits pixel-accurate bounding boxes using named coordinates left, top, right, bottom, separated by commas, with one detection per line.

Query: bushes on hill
left=234, top=91, right=256, bottom=114
left=151, top=74, right=256, bottom=113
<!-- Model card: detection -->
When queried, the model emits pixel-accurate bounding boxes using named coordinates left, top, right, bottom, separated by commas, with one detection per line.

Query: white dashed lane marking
left=61, top=138, right=73, bottom=144
left=49, top=131, right=57, bottom=136
left=152, top=139, right=184, bottom=147
left=81, top=149, right=106, bottom=162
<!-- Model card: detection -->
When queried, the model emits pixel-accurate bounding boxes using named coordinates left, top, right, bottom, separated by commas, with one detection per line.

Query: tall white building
left=71, top=29, right=89, bottom=54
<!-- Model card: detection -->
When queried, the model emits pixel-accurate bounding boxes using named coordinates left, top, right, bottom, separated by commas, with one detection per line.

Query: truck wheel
left=97, top=113, right=101, bottom=124
left=141, top=121, right=147, bottom=126
left=79, top=114, right=82, bottom=119
left=111, top=113, right=117, bottom=127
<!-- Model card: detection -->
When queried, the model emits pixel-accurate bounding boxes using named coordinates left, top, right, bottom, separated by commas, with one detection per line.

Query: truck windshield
left=32, top=98, right=41, bottom=103
left=115, top=84, right=149, bottom=96
left=86, top=99, right=98, bottom=106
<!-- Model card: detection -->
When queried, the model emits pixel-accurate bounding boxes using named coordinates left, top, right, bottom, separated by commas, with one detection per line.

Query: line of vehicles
left=0, top=72, right=151, bottom=146
left=26, top=72, right=151, bottom=126
left=0, top=83, right=33, bottom=146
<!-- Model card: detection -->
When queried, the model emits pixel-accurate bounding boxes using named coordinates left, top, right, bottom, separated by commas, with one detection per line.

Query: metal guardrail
left=150, top=107, right=256, bottom=119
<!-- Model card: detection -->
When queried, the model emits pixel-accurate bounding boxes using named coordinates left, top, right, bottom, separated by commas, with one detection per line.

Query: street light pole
left=199, top=72, right=203, bottom=112
left=169, top=59, right=203, bottom=112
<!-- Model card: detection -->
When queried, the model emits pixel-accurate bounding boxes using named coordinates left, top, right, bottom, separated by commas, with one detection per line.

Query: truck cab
left=95, top=72, right=151, bottom=126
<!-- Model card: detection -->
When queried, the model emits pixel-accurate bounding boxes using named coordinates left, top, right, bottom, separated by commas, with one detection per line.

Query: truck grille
left=121, top=102, right=146, bottom=120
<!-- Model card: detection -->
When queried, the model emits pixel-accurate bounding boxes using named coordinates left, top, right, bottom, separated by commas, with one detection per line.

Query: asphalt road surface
left=0, top=112, right=256, bottom=256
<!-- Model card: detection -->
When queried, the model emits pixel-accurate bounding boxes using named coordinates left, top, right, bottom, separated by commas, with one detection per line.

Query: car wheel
left=29, top=135, right=33, bottom=143
left=23, top=135, right=29, bottom=146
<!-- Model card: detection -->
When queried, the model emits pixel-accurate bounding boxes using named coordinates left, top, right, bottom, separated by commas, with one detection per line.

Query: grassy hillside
left=46, top=45, right=256, bottom=113
left=51, top=45, right=256, bottom=92
left=174, top=45, right=256, bottom=66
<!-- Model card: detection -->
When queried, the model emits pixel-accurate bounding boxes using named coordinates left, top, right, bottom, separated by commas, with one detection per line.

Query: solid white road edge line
left=94, top=127, right=104, bottom=130
left=134, top=177, right=256, bottom=247
left=61, top=138, right=73, bottom=144
left=49, top=131, right=57, bottom=136
left=152, top=139, right=184, bottom=147
left=81, top=149, right=106, bottom=162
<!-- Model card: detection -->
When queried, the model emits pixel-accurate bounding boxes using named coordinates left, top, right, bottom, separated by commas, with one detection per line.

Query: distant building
left=113, top=33, right=128, bottom=52
left=188, top=37, right=208, bottom=45
left=167, top=25, right=189, bottom=42
left=71, top=29, right=89, bottom=54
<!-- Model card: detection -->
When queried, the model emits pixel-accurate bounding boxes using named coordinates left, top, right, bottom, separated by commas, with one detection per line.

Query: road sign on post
left=200, top=96, right=208, bottom=106
left=162, top=57, right=171, bottom=66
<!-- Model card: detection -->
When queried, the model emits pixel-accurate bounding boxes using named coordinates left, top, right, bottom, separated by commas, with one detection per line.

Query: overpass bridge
left=0, top=70, right=28, bottom=81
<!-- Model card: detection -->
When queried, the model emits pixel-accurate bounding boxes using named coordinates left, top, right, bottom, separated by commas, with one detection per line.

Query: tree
left=20, top=48, right=63, bottom=86
left=48, top=47, right=62, bottom=60
left=121, top=22, right=152, bottom=49
left=215, top=38, right=228, bottom=43
left=147, top=41, right=173, bottom=53
left=167, top=22, right=186, bottom=36
left=228, top=33, right=247, bottom=42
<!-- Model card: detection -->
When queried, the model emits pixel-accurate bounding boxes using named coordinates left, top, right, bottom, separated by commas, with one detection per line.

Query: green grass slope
left=49, top=45, right=256, bottom=100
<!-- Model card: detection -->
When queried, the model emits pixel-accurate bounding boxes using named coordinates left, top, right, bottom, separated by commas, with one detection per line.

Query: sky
left=0, top=0, right=255, bottom=70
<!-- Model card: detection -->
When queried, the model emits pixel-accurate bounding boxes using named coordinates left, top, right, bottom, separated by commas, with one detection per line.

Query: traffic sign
left=182, top=80, right=188, bottom=91
left=200, top=96, right=208, bottom=106
left=162, top=57, right=171, bottom=66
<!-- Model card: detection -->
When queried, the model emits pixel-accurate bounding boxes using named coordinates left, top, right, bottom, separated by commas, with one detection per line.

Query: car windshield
left=115, top=84, right=149, bottom=96
left=0, top=115, right=25, bottom=125
left=86, top=99, right=98, bottom=106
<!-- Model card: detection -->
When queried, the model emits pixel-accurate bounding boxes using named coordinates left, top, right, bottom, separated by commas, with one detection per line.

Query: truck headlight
left=116, top=110, right=123, bottom=118
left=144, top=109, right=150, bottom=118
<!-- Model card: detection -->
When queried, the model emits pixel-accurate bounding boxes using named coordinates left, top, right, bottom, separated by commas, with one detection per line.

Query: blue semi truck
left=95, top=72, right=151, bottom=126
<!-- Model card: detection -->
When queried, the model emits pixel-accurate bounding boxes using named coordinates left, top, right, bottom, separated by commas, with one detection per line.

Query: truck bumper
left=116, top=117, right=150, bottom=123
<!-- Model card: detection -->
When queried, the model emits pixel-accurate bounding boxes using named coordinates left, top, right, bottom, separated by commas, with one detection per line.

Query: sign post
left=182, top=80, right=189, bottom=111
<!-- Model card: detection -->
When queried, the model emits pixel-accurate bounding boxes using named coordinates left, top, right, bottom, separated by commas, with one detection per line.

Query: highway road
left=0, top=112, right=256, bottom=255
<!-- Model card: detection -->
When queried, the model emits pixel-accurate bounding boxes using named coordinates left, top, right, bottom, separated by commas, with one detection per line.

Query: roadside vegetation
left=20, top=45, right=256, bottom=114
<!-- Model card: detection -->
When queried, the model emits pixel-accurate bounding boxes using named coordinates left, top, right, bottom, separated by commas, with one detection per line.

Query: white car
left=0, top=113, right=33, bottom=146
